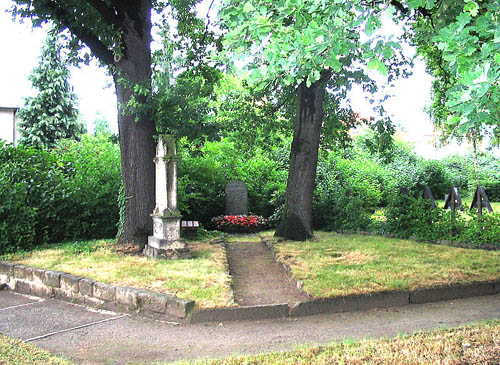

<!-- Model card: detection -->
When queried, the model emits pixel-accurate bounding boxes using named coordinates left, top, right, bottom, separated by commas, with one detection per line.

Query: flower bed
left=211, top=215, right=268, bottom=233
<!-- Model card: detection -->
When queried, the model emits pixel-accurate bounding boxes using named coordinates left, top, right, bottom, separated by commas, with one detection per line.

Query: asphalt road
left=1, top=290, right=499, bottom=364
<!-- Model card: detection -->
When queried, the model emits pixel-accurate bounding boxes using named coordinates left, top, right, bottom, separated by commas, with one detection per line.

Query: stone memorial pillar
left=143, top=135, right=191, bottom=259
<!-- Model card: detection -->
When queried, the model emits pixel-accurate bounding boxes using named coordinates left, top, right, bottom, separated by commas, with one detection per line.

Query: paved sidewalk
left=1, top=290, right=499, bottom=364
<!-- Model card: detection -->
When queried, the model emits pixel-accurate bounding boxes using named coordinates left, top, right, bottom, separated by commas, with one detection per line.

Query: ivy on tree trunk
left=113, top=1, right=156, bottom=244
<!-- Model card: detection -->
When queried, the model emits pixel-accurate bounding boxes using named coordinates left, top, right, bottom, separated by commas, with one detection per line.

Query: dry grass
left=266, top=231, right=500, bottom=298
left=183, top=320, right=500, bottom=364
left=5, top=239, right=233, bottom=308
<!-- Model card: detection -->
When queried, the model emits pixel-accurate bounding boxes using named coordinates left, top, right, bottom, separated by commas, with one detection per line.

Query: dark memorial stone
left=399, top=187, right=409, bottom=196
left=422, top=185, right=437, bottom=208
left=444, top=187, right=464, bottom=211
left=470, top=185, right=493, bottom=216
left=225, top=179, right=248, bottom=215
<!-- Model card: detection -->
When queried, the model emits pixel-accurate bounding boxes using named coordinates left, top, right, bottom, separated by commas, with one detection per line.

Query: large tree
left=219, top=0, right=408, bottom=240
left=18, top=30, right=85, bottom=148
left=11, top=0, right=155, bottom=244
left=10, top=0, right=205, bottom=244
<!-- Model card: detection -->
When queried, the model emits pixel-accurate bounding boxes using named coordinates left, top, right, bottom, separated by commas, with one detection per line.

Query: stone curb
left=190, top=304, right=289, bottom=323
left=409, top=281, right=500, bottom=304
left=289, top=290, right=409, bottom=317
left=0, top=260, right=194, bottom=323
left=189, top=280, right=500, bottom=322
left=261, top=239, right=311, bottom=298
left=220, top=242, right=236, bottom=307
left=2, top=259, right=500, bottom=324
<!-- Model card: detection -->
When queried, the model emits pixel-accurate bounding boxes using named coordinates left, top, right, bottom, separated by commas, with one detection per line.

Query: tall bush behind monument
left=17, top=31, right=85, bottom=148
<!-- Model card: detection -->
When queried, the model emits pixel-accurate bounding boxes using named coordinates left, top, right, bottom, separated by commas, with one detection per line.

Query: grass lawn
left=436, top=198, right=500, bottom=211
left=182, top=320, right=500, bottom=364
left=262, top=231, right=500, bottom=298
left=0, top=334, right=72, bottom=365
left=1, top=239, right=232, bottom=308
left=3, top=230, right=500, bottom=307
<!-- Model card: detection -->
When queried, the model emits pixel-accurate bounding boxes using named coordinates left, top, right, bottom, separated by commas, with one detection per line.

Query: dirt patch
left=112, top=243, right=142, bottom=256
left=226, top=241, right=309, bottom=306
left=329, top=251, right=373, bottom=265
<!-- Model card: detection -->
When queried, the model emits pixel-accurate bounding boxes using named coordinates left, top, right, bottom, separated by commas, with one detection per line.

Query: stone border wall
left=220, top=242, right=237, bottom=306
left=0, top=260, right=194, bottom=323
left=261, top=239, right=311, bottom=298
left=2, top=258, right=500, bottom=324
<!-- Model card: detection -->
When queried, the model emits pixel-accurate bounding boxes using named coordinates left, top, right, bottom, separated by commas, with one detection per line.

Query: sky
left=0, top=1, right=474, bottom=158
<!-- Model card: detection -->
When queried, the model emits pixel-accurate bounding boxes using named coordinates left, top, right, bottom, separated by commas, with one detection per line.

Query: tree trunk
left=472, top=132, right=480, bottom=187
left=115, top=1, right=156, bottom=245
left=275, top=72, right=331, bottom=241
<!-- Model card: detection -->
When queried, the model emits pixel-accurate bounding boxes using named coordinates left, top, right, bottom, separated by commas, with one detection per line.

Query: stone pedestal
left=144, top=212, right=191, bottom=259
left=144, top=135, right=191, bottom=260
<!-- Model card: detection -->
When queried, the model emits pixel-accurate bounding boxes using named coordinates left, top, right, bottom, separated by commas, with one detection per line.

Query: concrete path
left=1, top=290, right=499, bottom=364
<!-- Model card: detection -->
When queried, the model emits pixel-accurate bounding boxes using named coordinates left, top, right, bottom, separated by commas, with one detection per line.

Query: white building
left=0, top=106, right=20, bottom=146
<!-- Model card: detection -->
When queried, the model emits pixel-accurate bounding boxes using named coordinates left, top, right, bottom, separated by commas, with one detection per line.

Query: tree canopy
left=218, top=0, right=410, bottom=240
left=411, top=0, right=499, bottom=145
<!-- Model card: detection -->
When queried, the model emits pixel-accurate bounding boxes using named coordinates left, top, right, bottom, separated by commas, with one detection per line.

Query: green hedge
left=313, top=150, right=388, bottom=231
left=0, top=135, right=121, bottom=253
left=177, top=138, right=287, bottom=224
left=1, top=133, right=498, bottom=253
left=375, top=195, right=500, bottom=248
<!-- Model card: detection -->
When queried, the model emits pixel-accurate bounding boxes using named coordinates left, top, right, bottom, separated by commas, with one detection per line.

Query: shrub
left=0, top=136, right=121, bottom=253
left=442, top=155, right=471, bottom=194
left=475, top=154, right=500, bottom=201
left=0, top=142, right=68, bottom=249
left=0, top=181, right=38, bottom=252
left=312, top=150, right=385, bottom=231
left=379, top=195, right=500, bottom=247
left=442, top=153, right=500, bottom=199
left=418, top=159, right=452, bottom=199
left=211, top=215, right=268, bottom=233
left=56, top=135, right=121, bottom=239
left=178, top=138, right=287, bottom=224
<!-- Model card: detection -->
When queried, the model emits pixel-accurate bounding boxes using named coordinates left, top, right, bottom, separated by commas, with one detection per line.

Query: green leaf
left=243, top=3, right=255, bottom=13
left=326, top=57, right=342, bottom=72
left=463, top=2, right=479, bottom=17
left=367, top=58, right=387, bottom=75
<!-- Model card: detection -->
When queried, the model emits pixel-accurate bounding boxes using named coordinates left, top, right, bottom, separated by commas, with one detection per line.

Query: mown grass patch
left=2, top=239, right=232, bottom=308
left=267, top=232, right=500, bottom=298
left=0, top=334, right=72, bottom=364
left=181, top=320, right=500, bottom=364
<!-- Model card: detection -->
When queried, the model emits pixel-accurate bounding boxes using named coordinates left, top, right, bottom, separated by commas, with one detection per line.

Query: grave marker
left=422, top=185, right=437, bottom=209
left=470, top=185, right=493, bottom=216
left=444, top=187, right=464, bottom=211
left=225, top=180, right=248, bottom=215
left=143, top=135, right=191, bottom=259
